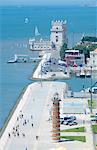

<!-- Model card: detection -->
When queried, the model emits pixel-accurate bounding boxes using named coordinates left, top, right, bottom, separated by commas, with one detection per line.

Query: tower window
left=56, top=39, right=58, bottom=42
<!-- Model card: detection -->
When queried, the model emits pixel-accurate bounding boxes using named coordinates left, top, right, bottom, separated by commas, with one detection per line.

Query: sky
left=0, top=0, right=96, bottom=6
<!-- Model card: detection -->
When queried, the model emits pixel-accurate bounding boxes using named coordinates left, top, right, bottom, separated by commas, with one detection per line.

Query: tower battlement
left=51, top=20, right=67, bottom=25
left=50, top=19, right=67, bottom=50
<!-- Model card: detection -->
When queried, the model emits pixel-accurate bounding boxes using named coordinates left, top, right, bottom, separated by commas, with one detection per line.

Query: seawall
left=0, top=84, right=33, bottom=150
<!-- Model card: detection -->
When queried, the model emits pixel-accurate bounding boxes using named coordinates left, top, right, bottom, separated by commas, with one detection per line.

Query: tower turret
left=50, top=20, right=67, bottom=50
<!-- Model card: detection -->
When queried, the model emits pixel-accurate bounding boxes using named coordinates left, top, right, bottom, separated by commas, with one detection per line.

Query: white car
left=68, top=121, right=78, bottom=126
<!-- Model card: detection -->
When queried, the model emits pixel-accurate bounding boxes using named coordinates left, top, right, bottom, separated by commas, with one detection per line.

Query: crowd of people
left=8, top=110, right=34, bottom=139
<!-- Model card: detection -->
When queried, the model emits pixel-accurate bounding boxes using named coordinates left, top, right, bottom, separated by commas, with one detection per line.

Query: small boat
left=7, top=54, right=17, bottom=63
left=7, top=59, right=17, bottom=63
left=80, top=70, right=85, bottom=78
left=24, top=18, right=29, bottom=24
left=35, top=26, right=41, bottom=36
left=86, top=71, right=91, bottom=78
left=76, top=72, right=80, bottom=77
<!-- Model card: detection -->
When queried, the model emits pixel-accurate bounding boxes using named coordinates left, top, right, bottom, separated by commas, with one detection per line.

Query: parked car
left=62, top=121, right=69, bottom=125
left=64, top=116, right=76, bottom=121
left=60, top=118, right=64, bottom=124
left=64, top=117, right=70, bottom=120
left=91, top=118, right=97, bottom=123
left=69, top=116, right=76, bottom=120
left=60, top=116, right=77, bottom=125
left=68, top=121, right=78, bottom=126
left=51, top=74, right=56, bottom=76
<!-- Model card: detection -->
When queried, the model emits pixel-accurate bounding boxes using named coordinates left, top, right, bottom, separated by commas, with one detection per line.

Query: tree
left=60, top=43, right=67, bottom=60
left=73, top=43, right=97, bottom=63
left=81, top=36, right=97, bottom=43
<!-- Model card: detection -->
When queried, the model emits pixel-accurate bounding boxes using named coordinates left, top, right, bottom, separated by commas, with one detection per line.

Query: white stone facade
left=65, top=50, right=85, bottom=66
left=29, top=20, right=67, bottom=53
left=87, top=49, right=97, bottom=67
left=50, top=20, right=67, bottom=49
left=29, top=38, right=51, bottom=51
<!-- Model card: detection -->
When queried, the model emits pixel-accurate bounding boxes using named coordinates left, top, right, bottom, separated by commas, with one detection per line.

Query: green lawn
left=60, top=127, right=85, bottom=132
left=88, top=100, right=97, bottom=109
left=91, top=115, right=96, bottom=118
left=92, top=125, right=97, bottom=133
left=60, top=136, right=86, bottom=142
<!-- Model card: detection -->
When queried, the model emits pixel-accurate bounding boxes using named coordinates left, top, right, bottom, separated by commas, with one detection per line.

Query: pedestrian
left=8, top=133, right=11, bottom=138
left=36, top=136, right=39, bottom=140
left=31, top=123, right=33, bottom=127
left=17, top=117, right=19, bottom=121
left=31, top=115, right=33, bottom=119
left=22, top=133, right=25, bottom=137
left=16, top=128, right=18, bottom=132
left=17, top=132, right=19, bottom=137
left=24, top=119, right=27, bottom=124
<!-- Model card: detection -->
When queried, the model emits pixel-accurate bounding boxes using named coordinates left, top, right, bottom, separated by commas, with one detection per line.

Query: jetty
left=0, top=82, right=95, bottom=150
left=32, top=53, right=70, bottom=80
left=7, top=54, right=41, bottom=63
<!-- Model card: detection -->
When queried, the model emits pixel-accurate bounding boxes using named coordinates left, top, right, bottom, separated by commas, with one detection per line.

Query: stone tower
left=52, top=92, right=61, bottom=142
left=50, top=20, right=67, bottom=50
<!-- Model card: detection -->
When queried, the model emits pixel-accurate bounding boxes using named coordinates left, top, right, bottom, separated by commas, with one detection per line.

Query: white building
left=87, top=49, right=97, bottom=67
left=29, top=38, right=52, bottom=51
left=65, top=50, right=85, bottom=66
left=50, top=20, right=67, bottom=49
left=29, top=20, right=67, bottom=55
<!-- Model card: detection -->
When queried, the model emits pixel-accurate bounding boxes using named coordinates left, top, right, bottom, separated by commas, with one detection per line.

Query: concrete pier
left=0, top=81, right=95, bottom=150
left=0, top=82, right=67, bottom=150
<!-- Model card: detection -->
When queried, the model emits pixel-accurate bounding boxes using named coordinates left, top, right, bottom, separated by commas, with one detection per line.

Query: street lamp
left=90, top=66, right=93, bottom=114
left=89, top=80, right=97, bottom=114
left=40, top=62, right=42, bottom=87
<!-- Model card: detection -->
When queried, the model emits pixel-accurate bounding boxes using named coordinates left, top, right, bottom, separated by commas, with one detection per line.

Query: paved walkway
left=2, top=82, right=67, bottom=150
left=1, top=82, right=95, bottom=150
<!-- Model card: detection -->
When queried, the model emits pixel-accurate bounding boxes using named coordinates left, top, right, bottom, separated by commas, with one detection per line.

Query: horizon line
left=0, top=4, right=96, bottom=7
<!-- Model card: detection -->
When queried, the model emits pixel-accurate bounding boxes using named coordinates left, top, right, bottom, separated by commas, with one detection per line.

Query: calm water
left=0, top=6, right=97, bottom=129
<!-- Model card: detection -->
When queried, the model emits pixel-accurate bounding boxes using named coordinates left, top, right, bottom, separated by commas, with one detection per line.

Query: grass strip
left=88, top=100, right=97, bottom=109
left=60, top=136, right=86, bottom=142
left=92, top=125, right=97, bottom=134
left=60, top=127, right=85, bottom=132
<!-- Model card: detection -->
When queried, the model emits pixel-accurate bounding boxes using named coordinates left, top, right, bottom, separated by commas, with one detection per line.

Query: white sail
left=24, top=18, right=29, bottom=24
left=35, top=26, right=41, bottom=36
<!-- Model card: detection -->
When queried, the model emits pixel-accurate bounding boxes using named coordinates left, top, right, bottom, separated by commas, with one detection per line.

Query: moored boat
left=86, top=71, right=91, bottom=78
left=80, top=70, right=85, bottom=78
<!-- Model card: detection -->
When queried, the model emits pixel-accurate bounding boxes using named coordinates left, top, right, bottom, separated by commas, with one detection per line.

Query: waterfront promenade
left=0, top=82, right=67, bottom=150
left=0, top=81, right=95, bottom=150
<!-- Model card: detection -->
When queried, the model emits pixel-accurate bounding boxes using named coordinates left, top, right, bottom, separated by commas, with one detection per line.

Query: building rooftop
left=94, top=48, right=97, bottom=52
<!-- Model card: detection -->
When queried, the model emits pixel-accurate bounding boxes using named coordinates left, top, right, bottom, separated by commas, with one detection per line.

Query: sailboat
left=24, top=18, right=29, bottom=24
left=35, top=26, right=41, bottom=37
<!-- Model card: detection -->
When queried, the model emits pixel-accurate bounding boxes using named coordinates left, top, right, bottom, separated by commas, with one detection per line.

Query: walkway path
left=0, top=81, right=95, bottom=150
left=1, top=82, right=66, bottom=150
